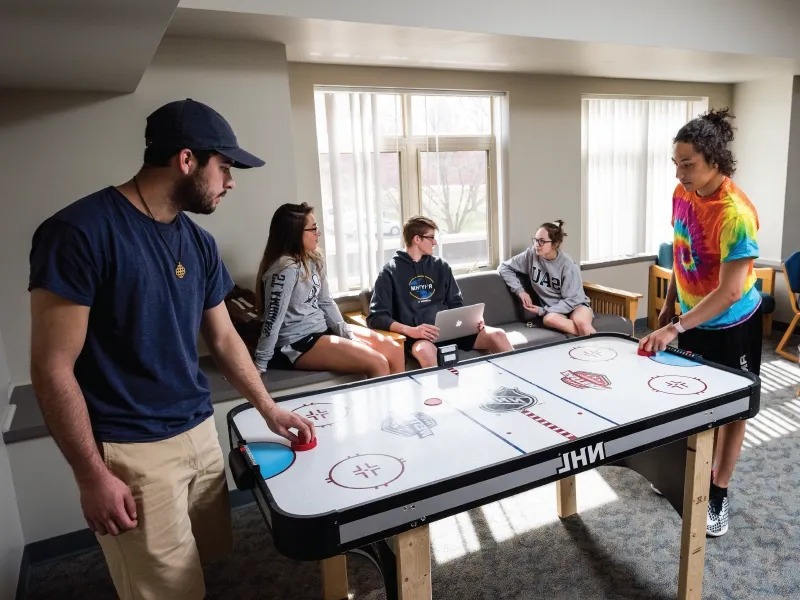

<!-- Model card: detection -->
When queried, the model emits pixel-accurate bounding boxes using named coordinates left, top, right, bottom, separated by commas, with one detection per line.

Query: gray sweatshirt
left=498, top=248, right=590, bottom=315
left=254, top=256, right=352, bottom=371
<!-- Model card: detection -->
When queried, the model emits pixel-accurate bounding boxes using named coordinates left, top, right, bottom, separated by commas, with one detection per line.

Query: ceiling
left=0, top=1, right=798, bottom=93
left=0, top=0, right=178, bottom=93
left=167, top=10, right=800, bottom=84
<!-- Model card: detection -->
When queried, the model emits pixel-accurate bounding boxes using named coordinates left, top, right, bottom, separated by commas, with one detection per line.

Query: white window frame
left=315, top=86, right=505, bottom=282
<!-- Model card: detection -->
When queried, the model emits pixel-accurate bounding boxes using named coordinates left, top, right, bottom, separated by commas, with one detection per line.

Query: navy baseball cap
left=144, top=98, right=265, bottom=169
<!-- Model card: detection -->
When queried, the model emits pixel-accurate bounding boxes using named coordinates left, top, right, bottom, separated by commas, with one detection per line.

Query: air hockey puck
left=637, top=348, right=656, bottom=356
left=291, top=437, right=317, bottom=451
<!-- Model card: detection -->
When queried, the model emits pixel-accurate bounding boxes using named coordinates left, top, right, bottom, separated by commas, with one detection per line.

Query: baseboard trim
left=16, top=489, right=256, bottom=584
left=15, top=548, right=30, bottom=600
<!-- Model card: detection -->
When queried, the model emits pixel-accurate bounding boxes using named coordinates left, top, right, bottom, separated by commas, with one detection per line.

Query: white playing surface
left=232, top=336, right=753, bottom=517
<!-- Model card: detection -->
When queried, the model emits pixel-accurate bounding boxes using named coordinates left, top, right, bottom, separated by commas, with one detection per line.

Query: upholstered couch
left=346, top=269, right=642, bottom=366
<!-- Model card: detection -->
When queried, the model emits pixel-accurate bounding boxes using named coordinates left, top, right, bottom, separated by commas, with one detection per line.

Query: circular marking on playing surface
left=648, top=375, right=707, bottom=395
left=292, top=402, right=349, bottom=428
left=648, top=352, right=700, bottom=368
left=569, top=346, right=618, bottom=362
left=248, top=442, right=296, bottom=480
left=326, top=454, right=405, bottom=490
left=424, top=397, right=443, bottom=406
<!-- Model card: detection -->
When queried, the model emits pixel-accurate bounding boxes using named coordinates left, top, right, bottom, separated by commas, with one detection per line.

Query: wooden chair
left=776, top=251, right=800, bottom=363
left=647, top=263, right=776, bottom=337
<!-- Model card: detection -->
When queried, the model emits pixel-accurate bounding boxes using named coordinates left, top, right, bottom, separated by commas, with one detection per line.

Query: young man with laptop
left=367, top=216, right=513, bottom=368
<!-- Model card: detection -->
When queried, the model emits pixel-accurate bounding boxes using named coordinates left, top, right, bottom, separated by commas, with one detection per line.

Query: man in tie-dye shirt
left=671, top=177, right=761, bottom=327
left=640, top=108, right=762, bottom=538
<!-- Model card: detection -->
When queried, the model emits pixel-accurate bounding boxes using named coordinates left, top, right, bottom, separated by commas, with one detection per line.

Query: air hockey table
left=227, top=332, right=760, bottom=600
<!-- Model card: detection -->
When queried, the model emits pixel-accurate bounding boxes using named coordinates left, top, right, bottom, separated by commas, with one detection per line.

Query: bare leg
left=711, top=421, right=746, bottom=487
left=410, top=340, right=439, bottom=369
left=542, top=312, right=579, bottom=336
left=473, top=326, right=513, bottom=354
left=349, top=325, right=405, bottom=374
left=295, top=335, right=390, bottom=378
left=570, top=305, right=596, bottom=335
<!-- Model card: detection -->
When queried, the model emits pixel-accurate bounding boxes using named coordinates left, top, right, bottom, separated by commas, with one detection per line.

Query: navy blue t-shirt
left=28, top=187, right=234, bottom=443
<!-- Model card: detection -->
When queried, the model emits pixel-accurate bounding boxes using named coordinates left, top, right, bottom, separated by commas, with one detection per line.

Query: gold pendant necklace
left=133, top=177, right=186, bottom=278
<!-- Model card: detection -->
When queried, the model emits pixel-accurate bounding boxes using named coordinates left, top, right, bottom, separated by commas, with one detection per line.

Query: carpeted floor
left=24, top=332, right=800, bottom=600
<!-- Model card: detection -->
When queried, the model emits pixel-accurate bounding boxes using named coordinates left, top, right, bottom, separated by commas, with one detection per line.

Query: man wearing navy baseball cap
left=27, top=99, right=315, bottom=600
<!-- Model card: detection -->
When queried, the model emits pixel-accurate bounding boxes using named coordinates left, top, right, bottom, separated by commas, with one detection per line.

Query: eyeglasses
left=420, top=235, right=437, bottom=241
left=304, top=225, right=320, bottom=234
left=532, top=237, right=552, bottom=246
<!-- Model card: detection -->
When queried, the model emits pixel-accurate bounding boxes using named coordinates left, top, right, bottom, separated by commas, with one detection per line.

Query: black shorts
left=404, top=333, right=479, bottom=359
left=677, top=305, right=762, bottom=376
left=268, top=327, right=333, bottom=370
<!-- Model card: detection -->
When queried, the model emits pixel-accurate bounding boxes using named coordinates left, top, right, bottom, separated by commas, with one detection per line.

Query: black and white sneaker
left=707, top=492, right=729, bottom=537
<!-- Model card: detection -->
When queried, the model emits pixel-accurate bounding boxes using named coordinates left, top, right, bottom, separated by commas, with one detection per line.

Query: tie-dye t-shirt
left=671, top=177, right=761, bottom=329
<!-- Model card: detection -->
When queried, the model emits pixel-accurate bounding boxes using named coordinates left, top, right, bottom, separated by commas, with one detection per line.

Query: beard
left=171, top=169, right=221, bottom=215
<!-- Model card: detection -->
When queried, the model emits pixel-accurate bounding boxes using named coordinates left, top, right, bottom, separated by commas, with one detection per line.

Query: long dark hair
left=674, top=107, right=737, bottom=176
left=255, top=202, right=322, bottom=316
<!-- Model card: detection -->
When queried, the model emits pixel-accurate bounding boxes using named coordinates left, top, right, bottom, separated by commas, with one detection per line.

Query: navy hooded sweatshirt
left=367, top=250, right=463, bottom=331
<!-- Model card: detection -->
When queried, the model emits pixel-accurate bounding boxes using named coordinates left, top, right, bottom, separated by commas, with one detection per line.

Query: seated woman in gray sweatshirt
left=253, top=203, right=403, bottom=377
left=499, top=220, right=596, bottom=336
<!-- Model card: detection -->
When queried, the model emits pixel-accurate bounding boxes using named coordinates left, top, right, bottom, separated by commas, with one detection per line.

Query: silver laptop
left=434, top=303, right=485, bottom=342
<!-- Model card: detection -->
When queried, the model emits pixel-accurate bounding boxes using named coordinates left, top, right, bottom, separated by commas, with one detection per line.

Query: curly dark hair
left=673, top=107, right=737, bottom=176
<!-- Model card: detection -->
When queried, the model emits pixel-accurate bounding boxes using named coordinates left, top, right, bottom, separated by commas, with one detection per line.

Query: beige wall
left=0, top=328, right=24, bottom=599
left=730, top=76, right=795, bottom=263
left=0, top=36, right=298, bottom=385
left=783, top=76, right=800, bottom=260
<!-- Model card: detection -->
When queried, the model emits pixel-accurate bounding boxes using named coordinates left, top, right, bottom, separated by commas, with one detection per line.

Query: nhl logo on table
left=479, top=386, right=536, bottom=413
left=561, top=370, right=611, bottom=390
left=382, top=412, right=437, bottom=439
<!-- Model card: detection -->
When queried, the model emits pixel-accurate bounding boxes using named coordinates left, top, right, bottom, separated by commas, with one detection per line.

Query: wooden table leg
left=678, top=429, right=714, bottom=600
left=556, top=475, right=577, bottom=518
left=321, top=555, right=349, bottom=600
left=395, top=525, right=432, bottom=600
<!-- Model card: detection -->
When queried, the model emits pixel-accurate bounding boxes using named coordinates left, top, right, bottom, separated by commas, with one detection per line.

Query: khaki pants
left=97, top=416, right=232, bottom=600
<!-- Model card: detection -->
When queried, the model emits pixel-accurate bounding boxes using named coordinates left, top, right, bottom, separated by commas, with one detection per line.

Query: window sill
left=580, top=254, right=657, bottom=270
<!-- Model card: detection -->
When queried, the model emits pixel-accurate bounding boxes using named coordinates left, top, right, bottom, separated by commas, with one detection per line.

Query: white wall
left=0, top=328, right=24, bottom=600
left=183, top=0, right=800, bottom=61
left=783, top=76, right=800, bottom=260
left=0, top=36, right=298, bottom=386
left=730, top=76, right=795, bottom=263
left=289, top=63, right=731, bottom=313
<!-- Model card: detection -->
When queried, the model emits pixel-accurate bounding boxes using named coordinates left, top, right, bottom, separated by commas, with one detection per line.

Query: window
left=314, top=87, right=505, bottom=293
left=580, top=95, right=709, bottom=262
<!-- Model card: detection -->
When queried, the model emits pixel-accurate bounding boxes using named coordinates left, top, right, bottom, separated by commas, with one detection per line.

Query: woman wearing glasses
left=253, top=202, right=403, bottom=377
left=499, top=220, right=596, bottom=336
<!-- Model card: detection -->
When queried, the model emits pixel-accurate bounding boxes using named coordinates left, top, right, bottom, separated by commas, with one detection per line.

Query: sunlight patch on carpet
left=430, top=511, right=481, bottom=564
left=742, top=400, right=800, bottom=448
left=479, top=470, right=618, bottom=544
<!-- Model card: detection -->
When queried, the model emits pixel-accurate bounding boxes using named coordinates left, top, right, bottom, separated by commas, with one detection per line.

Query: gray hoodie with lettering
left=254, top=256, right=352, bottom=371
left=498, top=248, right=590, bottom=315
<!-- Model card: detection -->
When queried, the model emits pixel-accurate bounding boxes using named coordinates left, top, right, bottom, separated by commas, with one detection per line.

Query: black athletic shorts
left=404, top=333, right=479, bottom=359
left=268, top=327, right=333, bottom=370
left=677, top=304, right=762, bottom=376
